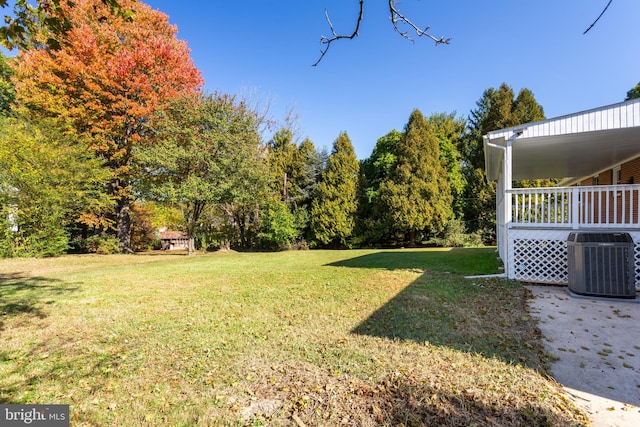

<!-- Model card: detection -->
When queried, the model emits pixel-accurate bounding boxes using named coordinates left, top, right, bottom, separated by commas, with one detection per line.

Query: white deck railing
left=508, top=184, right=640, bottom=229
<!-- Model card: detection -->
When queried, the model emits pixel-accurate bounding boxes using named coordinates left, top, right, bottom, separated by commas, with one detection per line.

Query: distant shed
left=159, top=231, right=189, bottom=250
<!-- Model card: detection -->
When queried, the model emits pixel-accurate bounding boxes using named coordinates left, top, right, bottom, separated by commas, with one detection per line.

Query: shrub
left=130, top=203, right=157, bottom=251
left=428, top=218, right=484, bottom=248
left=258, top=200, right=298, bottom=250
left=85, top=234, right=122, bottom=254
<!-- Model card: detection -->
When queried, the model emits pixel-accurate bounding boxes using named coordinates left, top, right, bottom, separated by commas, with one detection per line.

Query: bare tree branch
left=313, top=0, right=450, bottom=66
left=388, top=0, right=451, bottom=45
left=584, top=0, right=613, bottom=34
left=313, top=0, right=364, bottom=67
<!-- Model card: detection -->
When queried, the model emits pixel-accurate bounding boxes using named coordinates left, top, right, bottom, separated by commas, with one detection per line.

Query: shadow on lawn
left=331, top=250, right=547, bottom=371
left=0, top=272, right=78, bottom=331
left=354, top=372, right=585, bottom=426
left=327, top=248, right=499, bottom=276
left=0, top=273, right=86, bottom=404
left=0, top=338, right=122, bottom=405
left=253, top=360, right=588, bottom=426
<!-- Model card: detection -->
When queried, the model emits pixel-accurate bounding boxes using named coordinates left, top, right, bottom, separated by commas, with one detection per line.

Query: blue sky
left=143, top=1, right=640, bottom=159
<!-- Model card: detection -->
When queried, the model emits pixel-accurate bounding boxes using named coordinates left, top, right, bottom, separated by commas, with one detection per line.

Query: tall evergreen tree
left=293, top=138, right=326, bottom=243
left=264, top=131, right=325, bottom=247
left=461, top=83, right=545, bottom=243
left=512, top=88, right=545, bottom=124
left=427, top=112, right=466, bottom=218
left=310, top=132, right=359, bottom=247
left=295, top=138, right=326, bottom=207
left=266, top=128, right=300, bottom=201
left=357, top=129, right=402, bottom=244
left=379, top=109, right=452, bottom=247
left=626, top=82, right=640, bottom=100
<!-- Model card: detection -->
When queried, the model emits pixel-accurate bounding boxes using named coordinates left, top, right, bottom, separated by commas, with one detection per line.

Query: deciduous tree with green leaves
left=0, top=116, right=111, bottom=257
left=257, top=198, right=298, bottom=250
left=0, top=52, right=15, bottom=116
left=138, top=93, right=267, bottom=255
left=310, top=132, right=359, bottom=247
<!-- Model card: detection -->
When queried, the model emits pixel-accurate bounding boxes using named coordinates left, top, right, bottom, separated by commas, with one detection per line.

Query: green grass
left=0, top=248, right=588, bottom=426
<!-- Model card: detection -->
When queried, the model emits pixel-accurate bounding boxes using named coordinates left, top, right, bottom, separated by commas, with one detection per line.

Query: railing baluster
left=633, top=188, right=637, bottom=223
left=592, top=188, right=597, bottom=224
left=505, top=185, right=640, bottom=229
left=615, top=187, right=619, bottom=224
left=604, top=190, right=611, bottom=225
left=620, top=188, right=627, bottom=224
left=574, top=188, right=580, bottom=228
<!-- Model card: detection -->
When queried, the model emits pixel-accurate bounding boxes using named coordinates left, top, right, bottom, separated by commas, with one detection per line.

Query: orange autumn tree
left=13, top=0, right=203, bottom=252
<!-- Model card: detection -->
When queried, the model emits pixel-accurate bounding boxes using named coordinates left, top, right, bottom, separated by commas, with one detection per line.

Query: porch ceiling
left=490, top=127, right=640, bottom=181
left=484, top=98, right=640, bottom=182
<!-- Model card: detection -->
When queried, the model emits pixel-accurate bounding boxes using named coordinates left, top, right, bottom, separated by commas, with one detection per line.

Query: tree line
left=0, top=0, right=636, bottom=257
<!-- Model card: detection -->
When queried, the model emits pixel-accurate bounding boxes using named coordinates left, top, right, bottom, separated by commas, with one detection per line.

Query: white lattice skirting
left=507, top=229, right=640, bottom=290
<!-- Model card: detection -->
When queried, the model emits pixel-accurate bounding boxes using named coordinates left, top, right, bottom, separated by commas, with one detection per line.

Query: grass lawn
left=0, top=248, right=588, bottom=426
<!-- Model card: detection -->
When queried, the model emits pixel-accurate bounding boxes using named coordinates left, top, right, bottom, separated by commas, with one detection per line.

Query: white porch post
left=502, top=138, right=514, bottom=278
left=504, top=139, right=513, bottom=223
left=571, top=187, right=580, bottom=229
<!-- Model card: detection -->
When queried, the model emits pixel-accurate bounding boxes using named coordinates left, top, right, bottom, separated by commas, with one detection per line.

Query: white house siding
left=487, top=98, right=640, bottom=142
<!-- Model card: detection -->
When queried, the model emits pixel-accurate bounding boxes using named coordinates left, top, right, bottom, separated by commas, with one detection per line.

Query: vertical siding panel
left=585, top=112, right=591, bottom=131
left=577, top=114, right=584, bottom=133
left=585, top=113, right=590, bottom=132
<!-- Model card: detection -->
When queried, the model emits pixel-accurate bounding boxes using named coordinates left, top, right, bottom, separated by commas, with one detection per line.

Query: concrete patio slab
left=526, top=285, right=640, bottom=427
